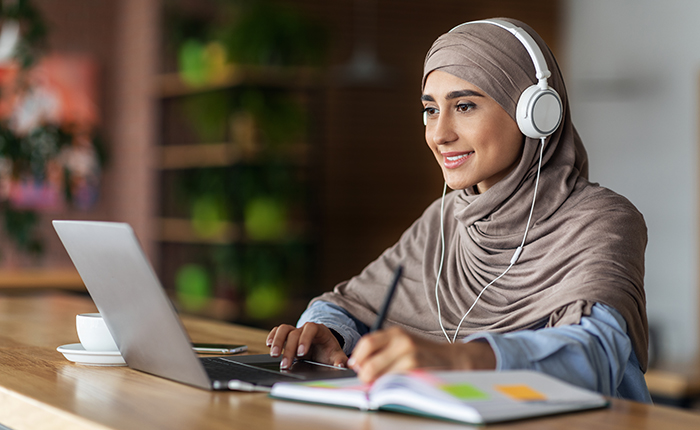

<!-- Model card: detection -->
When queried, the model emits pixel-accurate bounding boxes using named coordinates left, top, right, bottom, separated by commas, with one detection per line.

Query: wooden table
left=0, top=292, right=699, bottom=430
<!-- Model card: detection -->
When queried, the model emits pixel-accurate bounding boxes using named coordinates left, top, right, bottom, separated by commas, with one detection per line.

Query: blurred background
left=0, top=0, right=698, bottom=392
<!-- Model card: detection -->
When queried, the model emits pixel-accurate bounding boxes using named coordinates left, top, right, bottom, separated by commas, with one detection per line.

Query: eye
left=456, top=102, right=475, bottom=113
left=422, top=106, right=439, bottom=122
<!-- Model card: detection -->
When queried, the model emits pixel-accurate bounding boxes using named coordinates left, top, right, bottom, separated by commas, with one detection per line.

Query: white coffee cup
left=76, top=313, right=119, bottom=351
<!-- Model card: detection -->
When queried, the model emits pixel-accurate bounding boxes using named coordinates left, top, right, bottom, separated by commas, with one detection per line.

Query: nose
left=428, top=112, right=458, bottom=146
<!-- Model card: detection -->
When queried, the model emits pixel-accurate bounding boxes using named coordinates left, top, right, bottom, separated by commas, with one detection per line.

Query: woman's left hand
left=347, top=326, right=496, bottom=384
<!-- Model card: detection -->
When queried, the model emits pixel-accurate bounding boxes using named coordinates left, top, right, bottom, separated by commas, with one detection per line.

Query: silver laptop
left=53, top=220, right=355, bottom=391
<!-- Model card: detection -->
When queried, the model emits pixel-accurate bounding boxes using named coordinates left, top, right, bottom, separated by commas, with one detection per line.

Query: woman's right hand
left=266, top=322, right=348, bottom=370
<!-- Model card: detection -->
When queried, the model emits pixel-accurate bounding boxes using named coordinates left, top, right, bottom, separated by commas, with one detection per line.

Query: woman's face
left=422, top=70, right=524, bottom=193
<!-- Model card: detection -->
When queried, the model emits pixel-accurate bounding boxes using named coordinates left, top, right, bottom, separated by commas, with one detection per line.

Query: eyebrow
left=421, top=89, right=485, bottom=102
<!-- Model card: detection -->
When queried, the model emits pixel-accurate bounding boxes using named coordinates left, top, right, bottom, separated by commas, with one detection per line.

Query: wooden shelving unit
left=157, top=217, right=310, bottom=245
left=645, top=357, right=700, bottom=407
left=0, top=269, right=85, bottom=291
left=153, top=65, right=319, bottom=98
left=154, top=61, right=322, bottom=325
left=158, top=217, right=240, bottom=244
left=159, top=142, right=311, bottom=170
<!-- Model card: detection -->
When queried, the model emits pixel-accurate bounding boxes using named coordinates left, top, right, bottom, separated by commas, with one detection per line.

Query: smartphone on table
left=192, top=343, right=248, bottom=354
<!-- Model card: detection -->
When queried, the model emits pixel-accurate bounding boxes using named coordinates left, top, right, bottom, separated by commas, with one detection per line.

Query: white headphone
left=432, top=20, right=562, bottom=343
left=426, top=19, right=563, bottom=140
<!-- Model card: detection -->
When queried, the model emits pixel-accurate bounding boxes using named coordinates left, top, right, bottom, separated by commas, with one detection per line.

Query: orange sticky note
left=495, top=384, right=547, bottom=401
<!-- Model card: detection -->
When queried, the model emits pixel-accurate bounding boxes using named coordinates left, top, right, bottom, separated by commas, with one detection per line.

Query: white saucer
left=57, top=343, right=126, bottom=366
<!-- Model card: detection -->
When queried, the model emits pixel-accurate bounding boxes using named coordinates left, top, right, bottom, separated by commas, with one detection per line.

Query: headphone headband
left=449, top=19, right=552, bottom=88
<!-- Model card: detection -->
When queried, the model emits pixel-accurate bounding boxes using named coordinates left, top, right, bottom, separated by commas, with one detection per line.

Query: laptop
left=52, top=220, right=356, bottom=391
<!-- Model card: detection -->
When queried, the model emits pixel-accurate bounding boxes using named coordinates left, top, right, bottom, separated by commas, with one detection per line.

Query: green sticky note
left=440, top=383, right=489, bottom=400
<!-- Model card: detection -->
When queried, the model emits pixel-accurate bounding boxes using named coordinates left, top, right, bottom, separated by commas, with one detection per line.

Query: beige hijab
left=313, top=18, right=649, bottom=370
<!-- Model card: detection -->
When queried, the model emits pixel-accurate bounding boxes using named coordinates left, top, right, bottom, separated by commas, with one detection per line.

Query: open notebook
left=270, top=369, right=608, bottom=424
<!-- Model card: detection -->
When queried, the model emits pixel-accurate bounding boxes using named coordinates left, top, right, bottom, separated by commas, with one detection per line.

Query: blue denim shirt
left=297, top=301, right=651, bottom=403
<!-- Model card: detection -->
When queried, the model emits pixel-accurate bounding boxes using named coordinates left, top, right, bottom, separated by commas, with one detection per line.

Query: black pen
left=370, top=265, right=404, bottom=332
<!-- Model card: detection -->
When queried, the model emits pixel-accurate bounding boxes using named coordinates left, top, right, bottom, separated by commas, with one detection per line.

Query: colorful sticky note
left=495, top=384, right=547, bottom=401
left=304, top=381, right=369, bottom=391
left=440, top=383, right=489, bottom=400
left=304, top=381, right=340, bottom=388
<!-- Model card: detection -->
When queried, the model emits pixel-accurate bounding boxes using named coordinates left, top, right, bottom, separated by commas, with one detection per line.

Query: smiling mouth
left=442, top=151, right=474, bottom=168
left=445, top=153, right=473, bottom=162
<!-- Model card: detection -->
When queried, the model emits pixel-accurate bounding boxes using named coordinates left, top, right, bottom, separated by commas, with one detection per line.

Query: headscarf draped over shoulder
left=314, top=18, right=649, bottom=371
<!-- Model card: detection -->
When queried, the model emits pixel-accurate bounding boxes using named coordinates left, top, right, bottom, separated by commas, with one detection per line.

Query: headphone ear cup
left=516, top=85, right=563, bottom=139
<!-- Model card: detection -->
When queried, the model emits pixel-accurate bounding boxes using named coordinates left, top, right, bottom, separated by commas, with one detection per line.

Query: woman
left=267, top=18, right=650, bottom=402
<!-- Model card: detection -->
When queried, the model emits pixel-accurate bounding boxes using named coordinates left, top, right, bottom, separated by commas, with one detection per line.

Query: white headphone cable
left=436, top=137, right=546, bottom=343
left=435, top=181, right=450, bottom=341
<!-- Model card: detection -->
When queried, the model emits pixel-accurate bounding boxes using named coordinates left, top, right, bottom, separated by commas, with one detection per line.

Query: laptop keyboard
left=201, top=357, right=301, bottom=386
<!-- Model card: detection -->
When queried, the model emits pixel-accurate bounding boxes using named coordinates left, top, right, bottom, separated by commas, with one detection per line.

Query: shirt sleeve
left=463, top=303, right=651, bottom=402
left=296, top=300, right=369, bottom=356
